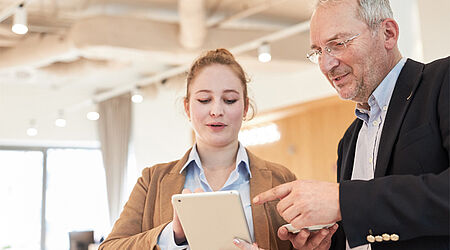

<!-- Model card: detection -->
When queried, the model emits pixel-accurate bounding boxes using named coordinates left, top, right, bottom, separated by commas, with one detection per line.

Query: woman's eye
left=197, top=99, right=210, bottom=104
left=224, top=99, right=237, bottom=104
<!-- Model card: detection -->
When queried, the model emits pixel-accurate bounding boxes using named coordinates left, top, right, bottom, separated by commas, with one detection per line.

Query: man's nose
left=319, top=53, right=339, bottom=76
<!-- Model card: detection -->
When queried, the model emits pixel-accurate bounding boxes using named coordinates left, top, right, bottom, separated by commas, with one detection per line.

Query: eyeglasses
left=306, top=34, right=360, bottom=64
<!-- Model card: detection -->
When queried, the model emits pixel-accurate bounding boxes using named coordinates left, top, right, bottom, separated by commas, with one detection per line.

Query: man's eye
left=197, top=99, right=210, bottom=104
left=335, top=41, right=346, bottom=47
left=224, top=99, right=237, bottom=104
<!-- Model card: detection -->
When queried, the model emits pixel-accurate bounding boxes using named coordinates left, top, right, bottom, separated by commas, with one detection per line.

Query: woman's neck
left=195, top=140, right=239, bottom=191
left=196, top=140, right=239, bottom=170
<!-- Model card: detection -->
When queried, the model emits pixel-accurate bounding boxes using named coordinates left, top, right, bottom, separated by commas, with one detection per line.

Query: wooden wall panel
left=244, top=95, right=355, bottom=182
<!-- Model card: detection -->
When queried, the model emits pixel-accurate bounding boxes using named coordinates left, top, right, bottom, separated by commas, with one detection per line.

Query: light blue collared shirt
left=346, top=57, right=407, bottom=250
left=157, top=143, right=253, bottom=249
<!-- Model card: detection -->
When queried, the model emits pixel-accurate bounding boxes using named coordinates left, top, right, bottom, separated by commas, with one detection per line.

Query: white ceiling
left=0, top=0, right=449, bottom=143
left=0, top=0, right=314, bottom=90
left=0, top=0, right=319, bottom=143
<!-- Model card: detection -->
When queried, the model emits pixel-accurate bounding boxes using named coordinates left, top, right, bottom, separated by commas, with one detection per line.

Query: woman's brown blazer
left=100, top=148, right=296, bottom=250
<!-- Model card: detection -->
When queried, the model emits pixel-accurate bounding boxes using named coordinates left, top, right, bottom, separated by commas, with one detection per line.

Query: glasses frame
left=306, top=33, right=360, bottom=64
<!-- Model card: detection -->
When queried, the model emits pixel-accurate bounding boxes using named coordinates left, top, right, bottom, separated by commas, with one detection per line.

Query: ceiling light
left=26, top=119, right=37, bottom=137
left=131, top=88, right=144, bottom=103
left=12, top=4, right=28, bottom=35
left=55, top=118, right=67, bottom=127
left=258, top=42, right=271, bottom=63
left=87, top=111, right=100, bottom=121
left=55, top=110, right=67, bottom=127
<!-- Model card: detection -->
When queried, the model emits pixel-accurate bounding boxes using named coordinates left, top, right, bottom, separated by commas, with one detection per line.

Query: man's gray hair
left=315, top=0, right=394, bottom=30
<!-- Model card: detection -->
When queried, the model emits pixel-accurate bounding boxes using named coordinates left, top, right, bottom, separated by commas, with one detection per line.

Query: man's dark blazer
left=331, top=57, right=450, bottom=250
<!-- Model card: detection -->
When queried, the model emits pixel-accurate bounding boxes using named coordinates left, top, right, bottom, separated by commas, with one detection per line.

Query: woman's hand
left=172, top=188, right=204, bottom=244
left=233, top=238, right=264, bottom=250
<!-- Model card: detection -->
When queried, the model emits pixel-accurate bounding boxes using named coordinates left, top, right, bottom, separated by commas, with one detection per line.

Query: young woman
left=99, top=49, right=296, bottom=250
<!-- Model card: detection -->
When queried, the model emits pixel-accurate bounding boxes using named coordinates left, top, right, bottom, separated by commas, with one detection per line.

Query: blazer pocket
left=397, top=123, right=433, bottom=151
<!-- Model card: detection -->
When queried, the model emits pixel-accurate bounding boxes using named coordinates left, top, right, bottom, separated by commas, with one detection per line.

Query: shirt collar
left=180, top=142, right=251, bottom=178
left=355, top=57, right=407, bottom=121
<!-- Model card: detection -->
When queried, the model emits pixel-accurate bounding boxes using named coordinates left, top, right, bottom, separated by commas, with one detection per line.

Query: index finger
left=182, top=188, right=192, bottom=194
left=253, top=182, right=292, bottom=204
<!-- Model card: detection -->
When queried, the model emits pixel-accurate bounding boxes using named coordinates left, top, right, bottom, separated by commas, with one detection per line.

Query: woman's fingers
left=233, top=238, right=263, bottom=250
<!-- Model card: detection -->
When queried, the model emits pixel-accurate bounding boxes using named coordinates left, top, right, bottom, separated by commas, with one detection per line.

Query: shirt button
left=390, top=234, right=400, bottom=241
left=383, top=106, right=388, bottom=111
left=369, top=157, right=373, bottom=164
left=373, top=120, right=379, bottom=126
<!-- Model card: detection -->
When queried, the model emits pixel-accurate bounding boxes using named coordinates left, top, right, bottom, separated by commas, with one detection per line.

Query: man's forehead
left=311, top=0, right=358, bottom=23
left=309, top=2, right=361, bottom=45
left=315, top=0, right=357, bottom=8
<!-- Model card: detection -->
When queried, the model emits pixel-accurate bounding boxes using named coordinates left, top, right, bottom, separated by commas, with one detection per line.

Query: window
left=0, top=150, right=43, bottom=250
left=45, top=148, right=110, bottom=250
left=0, top=147, right=110, bottom=250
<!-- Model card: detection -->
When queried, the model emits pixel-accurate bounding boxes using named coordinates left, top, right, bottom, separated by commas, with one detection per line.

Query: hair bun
left=209, top=48, right=235, bottom=60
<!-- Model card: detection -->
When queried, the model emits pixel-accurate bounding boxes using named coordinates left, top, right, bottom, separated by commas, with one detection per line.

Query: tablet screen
left=172, top=190, right=252, bottom=250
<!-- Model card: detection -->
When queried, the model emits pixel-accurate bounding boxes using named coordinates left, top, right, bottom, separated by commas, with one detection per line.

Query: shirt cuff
left=157, top=221, right=189, bottom=250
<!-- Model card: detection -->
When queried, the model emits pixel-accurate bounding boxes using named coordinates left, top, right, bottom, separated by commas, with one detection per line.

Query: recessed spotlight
left=131, top=88, right=144, bottom=103
left=26, top=119, right=37, bottom=136
left=12, top=4, right=28, bottom=35
left=87, top=111, right=100, bottom=121
left=55, top=110, right=67, bottom=127
left=55, top=118, right=67, bottom=127
left=258, top=42, right=271, bottom=63
left=27, top=127, right=38, bottom=136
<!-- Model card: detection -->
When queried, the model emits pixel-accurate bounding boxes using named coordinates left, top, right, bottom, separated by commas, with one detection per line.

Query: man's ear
left=184, top=98, right=191, bottom=120
left=382, top=18, right=399, bottom=50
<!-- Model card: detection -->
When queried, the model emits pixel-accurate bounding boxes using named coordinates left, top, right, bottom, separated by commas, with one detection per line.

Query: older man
left=237, top=0, right=449, bottom=249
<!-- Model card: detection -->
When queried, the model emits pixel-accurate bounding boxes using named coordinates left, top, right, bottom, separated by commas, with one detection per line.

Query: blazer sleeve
left=339, top=59, right=450, bottom=248
left=99, top=168, right=167, bottom=250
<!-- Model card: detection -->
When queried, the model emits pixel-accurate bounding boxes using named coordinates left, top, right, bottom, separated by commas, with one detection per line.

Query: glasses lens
left=326, top=41, right=345, bottom=56
left=306, top=51, right=319, bottom=64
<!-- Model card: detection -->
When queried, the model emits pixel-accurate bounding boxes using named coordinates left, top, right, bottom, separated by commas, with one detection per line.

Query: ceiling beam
left=0, top=15, right=310, bottom=70
left=0, top=24, right=22, bottom=38
left=79, top=20, right=310, bottom=106
left=0, top=0, right=32, bottom=23
left=207, top=0, right=291, bottom=28
left=178, top=0, right=206, bottom=49
left=0, top=32, right=76, bottom=69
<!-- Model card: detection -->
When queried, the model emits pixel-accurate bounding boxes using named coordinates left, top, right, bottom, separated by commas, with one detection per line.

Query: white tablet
left=172, top=190, right=252, bottom=250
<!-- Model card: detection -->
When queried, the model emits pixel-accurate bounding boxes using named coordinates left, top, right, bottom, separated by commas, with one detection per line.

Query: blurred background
left=0, top=0, right=449, bottom=249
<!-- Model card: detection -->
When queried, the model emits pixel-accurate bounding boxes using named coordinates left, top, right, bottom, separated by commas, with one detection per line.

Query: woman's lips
left=207, top=122, right=227, bottom=131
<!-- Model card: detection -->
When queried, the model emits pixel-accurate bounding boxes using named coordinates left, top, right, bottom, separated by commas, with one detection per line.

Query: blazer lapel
left=158, top=149, right=191, bottom=223
left=375, top=59, right=424, bottom=177
left=248, top=151, right=272, bottom=250
left=341, top=120, right=363, bottom=181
